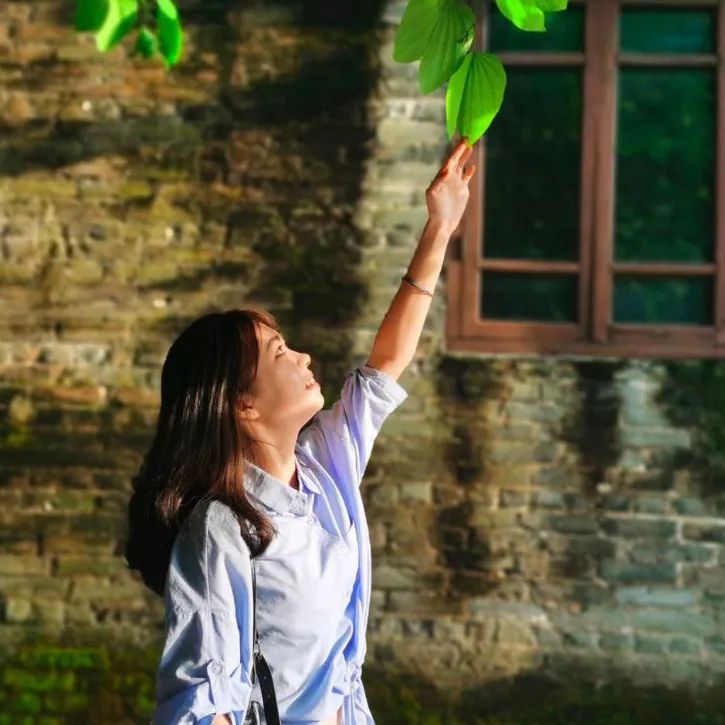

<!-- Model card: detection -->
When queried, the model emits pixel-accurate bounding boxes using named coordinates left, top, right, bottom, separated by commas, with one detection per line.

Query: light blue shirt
left=153, top=365, right=409, bottom=724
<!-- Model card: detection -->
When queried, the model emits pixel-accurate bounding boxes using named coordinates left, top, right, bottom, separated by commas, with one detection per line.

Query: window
left=446, top=0, right=724, bottom=358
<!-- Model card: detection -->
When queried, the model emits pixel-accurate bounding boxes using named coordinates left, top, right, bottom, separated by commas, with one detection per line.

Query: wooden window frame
left=446, top=0, right=725, bottom=358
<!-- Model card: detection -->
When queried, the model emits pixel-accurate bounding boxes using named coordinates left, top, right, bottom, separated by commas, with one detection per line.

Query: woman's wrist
left=425, top=216, right=455, bottom=241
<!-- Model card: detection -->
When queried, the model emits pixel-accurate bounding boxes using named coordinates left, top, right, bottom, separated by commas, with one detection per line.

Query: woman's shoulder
left=166, top=499, right=252, bottom=613
left=180, top=498, right=248, bottom=552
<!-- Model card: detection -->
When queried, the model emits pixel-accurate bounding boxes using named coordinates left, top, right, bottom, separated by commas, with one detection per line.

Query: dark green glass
left=489, top=4, right=584, bottom=52
left=620, top=9, right=716, bottom=54
left=481, top=272, right=577, bottom=322
left=614, top=277, right=713, bottom=325
left=484, top=68, right=582, bottom=261
left=615, top=69, right=715, bottom=263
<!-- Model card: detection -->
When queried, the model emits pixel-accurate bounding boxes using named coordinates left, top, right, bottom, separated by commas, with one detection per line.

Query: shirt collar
left=244, top=456, right=320, bottom=516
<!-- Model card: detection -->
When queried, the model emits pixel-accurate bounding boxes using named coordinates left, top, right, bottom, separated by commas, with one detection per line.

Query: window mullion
left=716, top=3, right=725, bottom=344
left=588, top=0, right=619, bottom=344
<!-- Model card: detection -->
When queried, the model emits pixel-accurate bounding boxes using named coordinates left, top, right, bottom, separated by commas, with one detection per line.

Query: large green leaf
left=393, top=0, right=441, bottom=63
left=495, top=0, right=545, bottom=31
left=535, top=0, right=568, bottom=12
left=419, top=0, right=474, bottom=94
left=445, top=51, right=506, bottom=144
left=95, top=0, right=138, bottom=51
left=157, top=0, right=183, bottom=67
left=75, top=0, right=109, bottom=32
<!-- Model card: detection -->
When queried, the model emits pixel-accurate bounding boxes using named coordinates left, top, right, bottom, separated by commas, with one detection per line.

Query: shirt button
left=307, top=514, right=315, bottom=525
left=210, top=660, right=224, bottom=675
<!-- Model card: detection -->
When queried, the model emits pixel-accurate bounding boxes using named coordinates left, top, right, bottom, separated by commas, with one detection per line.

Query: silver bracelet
left=401, top=274, right=434, bottom=297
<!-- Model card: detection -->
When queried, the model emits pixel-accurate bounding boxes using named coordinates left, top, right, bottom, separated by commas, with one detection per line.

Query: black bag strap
left=251, top=556, right=280, bottom=725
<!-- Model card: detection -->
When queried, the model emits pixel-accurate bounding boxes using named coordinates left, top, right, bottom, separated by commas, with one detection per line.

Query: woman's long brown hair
left=124, top=308, right=280, bottom=597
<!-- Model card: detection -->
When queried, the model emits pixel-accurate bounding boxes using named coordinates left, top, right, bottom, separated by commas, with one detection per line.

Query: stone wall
left=1, top=0, right=724, bottom=719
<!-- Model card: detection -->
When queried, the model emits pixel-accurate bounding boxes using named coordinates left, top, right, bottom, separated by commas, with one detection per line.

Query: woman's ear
left=238, top=398, right=260, bottom=421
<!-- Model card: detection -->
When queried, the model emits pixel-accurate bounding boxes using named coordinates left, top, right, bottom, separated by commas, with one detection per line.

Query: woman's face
left=243, top=323, right=324, bottom=430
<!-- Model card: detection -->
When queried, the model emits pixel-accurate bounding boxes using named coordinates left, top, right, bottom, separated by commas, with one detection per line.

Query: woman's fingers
left=463, top=164, right=476, bottom=182
left=443, top=138, right=469, bottom=174
left=457, top=145, right=473, bottom=172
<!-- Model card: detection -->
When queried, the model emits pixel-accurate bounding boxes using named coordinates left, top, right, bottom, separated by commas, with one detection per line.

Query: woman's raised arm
left=366, top=138, right=476, bottom=381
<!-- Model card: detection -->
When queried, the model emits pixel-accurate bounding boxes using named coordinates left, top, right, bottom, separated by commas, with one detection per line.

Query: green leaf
left=495, top=0, right=545, bottom=32
left=157, top=0, right=183, bottom=67
left=75, top=0, right=109, bottom=32
left=393, top=0, right=441, bottom=63
left=445, top=51, right=506, bottom=144
left=134, top=27, right=158, bottom=59
left=419, top=0, right=474, bottom=94
left=445, top=52, right=472, bottom=139
left=535, top=0, right=568, bottom=11
left=95, top=0, right=138, bottom=52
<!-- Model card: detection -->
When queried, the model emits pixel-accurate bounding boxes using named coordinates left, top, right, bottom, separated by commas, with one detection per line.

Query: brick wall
left=1, top=0, right=724, bottom=718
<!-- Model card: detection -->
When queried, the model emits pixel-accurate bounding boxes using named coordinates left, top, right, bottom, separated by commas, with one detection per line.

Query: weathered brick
left=0, top=555, right=50, bottom=576
left=672, top=497, right=710, bottom=516
left=621, top=426, right=691, bottom=448
left=495, top=618, right=537, bottom=648
left=704, top=636, right=725, bottom=656
left=630, top=608, right=717, bottom=637
left=549, top=514, right=601, bottom=536
left=388, top=590, right=460, bottom=615
left=615, top=587, right=697, bottom=608
left=372, top=564, right=418, bottom=590
left=682, top=522, right=725, bottom=545
left=499, top=489, right=529, bottom=508
left=599, top=632, right=633, bottom=652
left=532, top=489, right=565, bottom=509
left=601, top=517, right=677, bottom=539
left=562, top=630, right=599, bottom=649
left=631, top=496, right=669, bottom=515
left=398, top=481, right=432, bottom=503
left=4, top=598, right=33, bottom=623
left=630, top=541, right=717, bottom=565
left=599, top=560, right=678, bottom=584
left=634, top=633, right=669, bottom=655
left=668, top=636, right=702, bottom=655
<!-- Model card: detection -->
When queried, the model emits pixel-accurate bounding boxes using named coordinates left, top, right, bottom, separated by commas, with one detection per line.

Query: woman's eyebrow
left=267, top=334, right=284, bottom=350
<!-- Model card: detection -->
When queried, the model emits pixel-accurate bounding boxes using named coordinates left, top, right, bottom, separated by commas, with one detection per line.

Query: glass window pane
left=481, top=272, right=577, bottom=322
left=484, top=68, right=582, bottom=261
left=613, top=276, right=713, bottom=325
left=489, top=4, right=584, bottom=53
left=620, top=9, right=716, bottom=54
left=615, top=69, right=715, bottom=263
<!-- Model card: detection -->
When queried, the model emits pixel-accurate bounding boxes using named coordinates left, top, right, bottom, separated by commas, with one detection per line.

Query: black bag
left=244, top=557, right=280, bottom=725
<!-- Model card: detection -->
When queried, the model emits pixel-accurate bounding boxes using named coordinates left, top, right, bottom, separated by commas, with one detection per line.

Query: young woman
left=125, top=140, right=475, bottom=725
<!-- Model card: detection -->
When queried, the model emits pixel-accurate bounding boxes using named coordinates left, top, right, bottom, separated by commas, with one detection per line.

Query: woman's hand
left=425, top=137, right=476, bottom=237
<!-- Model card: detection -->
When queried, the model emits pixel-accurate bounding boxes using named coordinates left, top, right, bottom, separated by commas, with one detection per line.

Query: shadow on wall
left=3, top=0, right=389, bottom=376
left=561, top=361, right=624, bottom=495
left=364, top=661, right=725, bottom=724
left=0, top=0, right=392, bottom=645
left=3, top=641, right=725, bottom=723
left=150, top=0, right=388, bottom=384
left=658, top=360, right=725, bottom=501
left=429, top=358, right=628, bottom=602
left=433, top=357, right=509, bottom=600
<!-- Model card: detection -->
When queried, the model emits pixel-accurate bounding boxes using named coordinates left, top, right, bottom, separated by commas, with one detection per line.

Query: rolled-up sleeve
left=298, top=364, right=408, bottom=487
left=153, top=502, right=254, bottom=724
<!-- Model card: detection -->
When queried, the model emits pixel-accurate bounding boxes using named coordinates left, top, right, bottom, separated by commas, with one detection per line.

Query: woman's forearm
left=367, top=139, right=474, bottom=377
left=212, top=714, right=232, bottom=725
left=368, top=219, right=450, bottom=374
